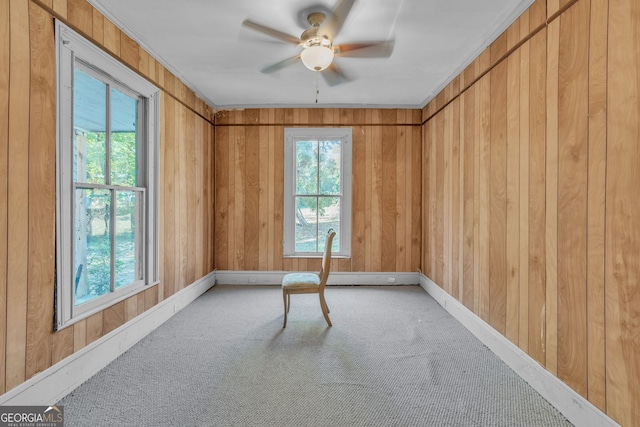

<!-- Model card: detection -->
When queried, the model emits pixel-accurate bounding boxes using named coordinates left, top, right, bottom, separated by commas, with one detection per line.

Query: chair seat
left=282, top=272, right=320, bottom=289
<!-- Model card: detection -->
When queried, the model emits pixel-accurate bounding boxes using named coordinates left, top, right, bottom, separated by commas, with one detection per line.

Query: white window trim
left=283, top=128, right=352, bottom=258
left=55, top=21, right=160, bottom=330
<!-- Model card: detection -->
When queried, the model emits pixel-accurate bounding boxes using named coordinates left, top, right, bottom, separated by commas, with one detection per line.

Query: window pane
left=318, top=197, right=340, bottom=252
left=111, top=88, right=138, bottom=187
left=319, top=141, right=341, bottom=194
left=115, top=191, right=141, bottom=289
left=295, top=140, right=318, bottom=195
left=75, top=188, right=111, bottom=305
left=74, top=68, right=106, bottom=184
left=295, top=196, right=318, bottom=252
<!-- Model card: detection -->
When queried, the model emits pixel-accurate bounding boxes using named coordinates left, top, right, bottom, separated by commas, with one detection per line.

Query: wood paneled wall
left=421, top=0, right=640, bottom=425
left=215, top=108, right=422, bottom=274
left=0, top=0, right=215, bottom=395
left=4, top=1, right=639, bottom=425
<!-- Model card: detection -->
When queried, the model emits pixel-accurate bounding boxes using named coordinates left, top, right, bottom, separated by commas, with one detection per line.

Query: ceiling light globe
left=301, top=45, right=334, bottom=71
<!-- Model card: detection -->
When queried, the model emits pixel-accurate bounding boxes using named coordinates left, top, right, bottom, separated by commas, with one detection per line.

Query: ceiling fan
left=242, top=0, right=394, bottom=86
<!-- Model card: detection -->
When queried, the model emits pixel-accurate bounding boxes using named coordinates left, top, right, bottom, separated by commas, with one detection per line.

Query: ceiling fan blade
left=261, top=55, right=301, bottom=74
left=321, top=63, right=348, bottom=86
left=242, top=19, right=301, bottom=45
left=334, top=40, right=395, bottom=58
left=321, top=0, right=356, bottom=39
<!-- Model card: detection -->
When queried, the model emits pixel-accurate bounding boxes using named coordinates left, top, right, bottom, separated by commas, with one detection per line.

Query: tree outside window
left=284, top=128, right=351, bottom=257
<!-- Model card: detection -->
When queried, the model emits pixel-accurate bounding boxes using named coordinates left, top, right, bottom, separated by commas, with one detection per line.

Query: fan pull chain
left=315, top=72, right=319, bottom=104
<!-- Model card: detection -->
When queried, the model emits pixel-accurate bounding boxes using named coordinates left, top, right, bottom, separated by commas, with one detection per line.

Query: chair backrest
left=318, top=229, right=336, bottom=287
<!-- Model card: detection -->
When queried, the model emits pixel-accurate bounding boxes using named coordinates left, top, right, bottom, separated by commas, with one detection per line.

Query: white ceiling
left=88, top=0, right=532, bottom=110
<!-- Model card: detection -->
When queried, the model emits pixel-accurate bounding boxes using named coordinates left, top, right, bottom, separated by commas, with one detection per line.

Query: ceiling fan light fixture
left=301, top=45, right=334, bottom=71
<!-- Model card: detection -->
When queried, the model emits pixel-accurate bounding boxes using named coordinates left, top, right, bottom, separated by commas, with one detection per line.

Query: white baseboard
left=0, top=271, right=216, bottom=406
left=419, top=274, right=619, bottom=427
left=215, top=270, right=420, bottom=286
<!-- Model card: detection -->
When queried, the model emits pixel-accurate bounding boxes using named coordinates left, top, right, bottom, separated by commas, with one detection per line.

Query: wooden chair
left=281, top=229, right=336, bottom=328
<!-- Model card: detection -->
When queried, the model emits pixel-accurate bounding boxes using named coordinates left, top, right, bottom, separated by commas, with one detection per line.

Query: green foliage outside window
left=295, top=140, right=341, bottom=215
left=75, top=130, right=137, bottom=305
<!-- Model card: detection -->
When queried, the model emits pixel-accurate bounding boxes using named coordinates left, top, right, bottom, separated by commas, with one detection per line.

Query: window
left=55, top=21, right=160, bottom=329
left=284, top=128, right=351, bottom=257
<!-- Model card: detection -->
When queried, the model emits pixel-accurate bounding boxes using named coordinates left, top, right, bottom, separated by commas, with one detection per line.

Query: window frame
left=55, top=21, right=160, bottom=330
left=283, top=128, right=352, bottom=258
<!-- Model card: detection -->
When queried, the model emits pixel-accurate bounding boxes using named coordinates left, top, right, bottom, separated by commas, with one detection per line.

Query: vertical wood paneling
left=363, top=123, right=373, bottom=273
left=266, top=124, right=275, bottom=270
left=162, top=96, right=176, bottom=297
left=103, top=301, right=125, bottom=335
left=119, top=33, right=138, bottom=70
left=557, top=0, right=589, bottom=397
left=352, top=125, right=365, bottom=271
left=606, top=0, right=640, bottom=424
left=234, top=125, right=245, bottom=270
left=395, top=126, right=407, bottom=272
left=506, top=48, right=520, bottom=344
left=258, top=126, right=269, bottom=271
left=51, top=327, right=73, bottom=365
left=144, top=286, right=158, bottom=311
left=102, top=18, right=119, bottom=56
left=546, top=16, right=559, bottom=377
left=124, top=296, right=137, bottom=322
left=0, top=0, right=9, bottom=395
left=244, top=126, right=259, bottom=270
left=177, top=104, right=188, bottom=291
left=586, top=0, right=608, bottom=411
left=4, top=1, right=639, bottom=424
left=214, top=126, right=229, bottom=270
left=67, top=0, right=92, bottom=36
left=478, top=74, right=491, bottom=322
left=52, top=0, right=67, bottom=18
left=273, top=126, right=284, bottom=271
left=194, top=117, right=204, bottom=278
left=528, top=29, right=547, bottom=365
left=6, top=0, right=222, bottom=382
left=85, top=312, right=103, bottom=346
left=371, top=125, right=383, bottom=272
left=136, top=293, right=145, bottom=316
left=489, top=61, right=507, bottom=336
left=91, top=9, right=103, bottom=45
left=435, top=112, right=445, bottom=286
left=451, top=99, right=461, bottom=300
left=422, top=1, right=639, bottom=424
left=548, top=0, right=561, bottom=17
left=186, top=110, right=196, bottom=285
left=381, top=125, right=396, bottom=272
left=26, top=2, right=55, bottom=380
left=0, top=1, right=215, bottom=393
left=443, top=105, right=452, bottom=294
left=529, top=0, right=547, bottom=31
left=423, top=120, right=434, bottom=278
left=411, top=126, right=422, bottom=271
left=6, top=0, right=30, bottom=391
left=472, top=80, right=481, bottom=314
left=73, top=320, right=86, bottom=352
left=156, top=91, right=165, bottom=303
left=519, top=39, right=531, bottom=354
left=209, top=123, right=216, bottom=270
left=214, top=111, right=420, bottom=273
left=462, top=90, right=475, bottom=311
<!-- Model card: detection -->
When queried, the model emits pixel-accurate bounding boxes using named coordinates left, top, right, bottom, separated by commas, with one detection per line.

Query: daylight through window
left=284, top=128, right=351, bottom=257
left=56, top=22, right=160, bottom=329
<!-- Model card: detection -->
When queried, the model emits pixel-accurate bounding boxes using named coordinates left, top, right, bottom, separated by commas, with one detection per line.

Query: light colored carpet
left=58, top=285, right=571, bottom=426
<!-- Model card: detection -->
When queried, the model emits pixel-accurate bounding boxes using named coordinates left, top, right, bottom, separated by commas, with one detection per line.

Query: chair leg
left=319, top=291, right=329, bottom=313
left=282, top=290, right=288, bottom=328
left=287, top=294, right=291, bottom=313
left=319, top=292, right=332, bottom=327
